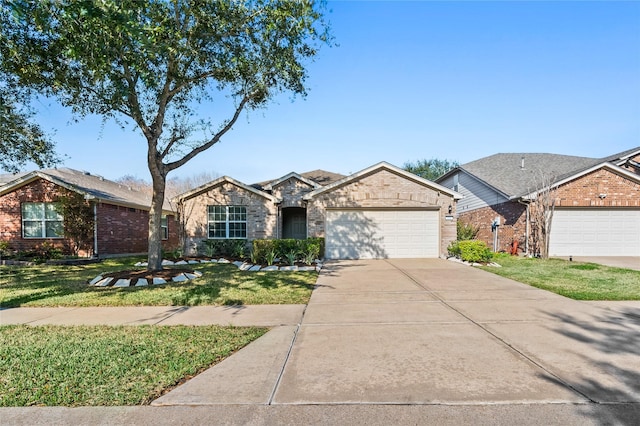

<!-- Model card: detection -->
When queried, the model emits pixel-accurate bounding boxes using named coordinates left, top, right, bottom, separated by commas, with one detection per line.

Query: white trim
left=174, top=176, right=280, bottom=204
left=303, top=161, right=463, bottom=200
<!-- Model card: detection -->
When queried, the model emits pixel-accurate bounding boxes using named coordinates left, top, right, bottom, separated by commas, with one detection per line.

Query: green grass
left=0, top=257, right=316, bottom=307
left=480, top=255, right=640, bottom=300
left=0, top=324, right=266, bottom=406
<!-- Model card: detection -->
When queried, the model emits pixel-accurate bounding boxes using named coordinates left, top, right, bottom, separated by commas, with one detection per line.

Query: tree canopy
left=1, top=0, right=331, bottom=269
left=403, top=158, right=459, bottom=181
left=0, top=82, right=60, bottom=173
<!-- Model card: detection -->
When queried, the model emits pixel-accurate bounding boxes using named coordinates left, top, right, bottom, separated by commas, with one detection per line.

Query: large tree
left=1, top=0, right=330, bottom=270
left=0, top=80, right=60, bottom=173
left=403, top=158, right=459, bottom=181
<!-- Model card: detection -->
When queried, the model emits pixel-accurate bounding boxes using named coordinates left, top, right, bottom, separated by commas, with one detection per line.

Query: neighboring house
left=436, top=147, right=640, bottom=257
left=175, top=162, right=462, bottom=259
left=0, top=168, right=178, bottom=256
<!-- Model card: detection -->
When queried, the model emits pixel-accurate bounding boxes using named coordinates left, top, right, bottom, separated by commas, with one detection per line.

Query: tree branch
left=164, top=93, right=252, bottom=172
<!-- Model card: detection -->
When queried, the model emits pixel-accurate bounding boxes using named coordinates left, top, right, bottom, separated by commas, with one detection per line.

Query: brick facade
left=0, top=178, right=178, bottom=256
left=306, top=169, right=457, bottom=257
left=458, top=167, right=640, bottom=253
left=458, top=202, right=527, bottom=253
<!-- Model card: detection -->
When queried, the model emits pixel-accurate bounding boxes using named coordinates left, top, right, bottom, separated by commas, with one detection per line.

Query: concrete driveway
left=6, top=259, right=638, bottom=425
left=150, top=258, right=640, bottom=423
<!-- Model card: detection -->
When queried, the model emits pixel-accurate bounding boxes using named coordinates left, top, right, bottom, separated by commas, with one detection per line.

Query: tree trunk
left=147, top=157, right=168, bottom=272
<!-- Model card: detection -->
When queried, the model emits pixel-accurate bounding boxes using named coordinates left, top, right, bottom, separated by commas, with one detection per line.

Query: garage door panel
left=549, top=209, right=640, bottom=256
left=325, top=210, right=439, bottom=259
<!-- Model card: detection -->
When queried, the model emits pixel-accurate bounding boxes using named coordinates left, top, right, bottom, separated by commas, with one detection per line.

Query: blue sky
left=30, top=1, right=640, bottom=184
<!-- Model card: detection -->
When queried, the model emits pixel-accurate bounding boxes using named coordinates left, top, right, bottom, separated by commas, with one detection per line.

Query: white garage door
left=549, top=209, right=640, bottom=256
left=325, top=209, right=439, bottom=259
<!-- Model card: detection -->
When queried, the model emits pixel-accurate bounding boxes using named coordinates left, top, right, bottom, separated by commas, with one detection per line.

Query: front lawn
left=0, top=257, right=316, bottom=307
left=0, top=324, right=266, bottom=406
left=480, top=255, right=640, bottom=300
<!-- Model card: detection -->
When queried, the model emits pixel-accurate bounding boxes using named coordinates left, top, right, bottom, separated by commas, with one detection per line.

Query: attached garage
left=325, top=209, right=440, bottom=259
left=549, top=209, right=640, bottom=256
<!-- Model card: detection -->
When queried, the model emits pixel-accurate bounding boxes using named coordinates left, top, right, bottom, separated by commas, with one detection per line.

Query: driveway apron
left=271, top=259, right=640, bottom=405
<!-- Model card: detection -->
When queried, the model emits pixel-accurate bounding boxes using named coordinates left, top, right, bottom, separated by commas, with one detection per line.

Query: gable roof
left=0, top=168, right=173, bottom=212
left=254, top=169, right=345, bottom=190
left=174, top=175, right=280, bottom=203
left=437, top=147, right=640, bottom=200
left=262, top=172, right=321, bottom=191
left=455, top=153, right=600, bottom=198
left=304, top=161, right=463, bottom=200
left=521, top=161, right=640, bottom=200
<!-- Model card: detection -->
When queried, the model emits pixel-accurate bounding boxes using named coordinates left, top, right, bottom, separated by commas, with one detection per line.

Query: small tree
left=403, top=158, right=459, bottom=181
left=527, top=173, right=557, bottom=259
left=55, top=191, right=95, bottom=257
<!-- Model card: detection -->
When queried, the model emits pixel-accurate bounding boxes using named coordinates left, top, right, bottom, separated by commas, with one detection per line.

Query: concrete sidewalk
left=3, top=259, right=640, bottom=425
left=0, top=304, right=306, bottom=327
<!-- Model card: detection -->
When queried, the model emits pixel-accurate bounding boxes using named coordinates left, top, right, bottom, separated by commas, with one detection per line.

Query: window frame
left=21, top=202, right=64, bottom=239
left=207, top=205, right=247, bottom=239
left=161, top=215, right=169, bottom=240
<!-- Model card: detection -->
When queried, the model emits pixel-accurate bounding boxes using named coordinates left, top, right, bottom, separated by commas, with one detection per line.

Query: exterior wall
left=95, top=204, right=179, bottom=256
left=457, top=167, right=640, bottom=254
left=439, top=171, right=508, bottom=213
left=554, top=168, right=640, bottom=207
left=271, top=178, right=315, bottom=238
left=181, top=181, right=277, bottom=255
left=0, top=179, right=72, bottom=254
left=458, top=202, right=527, bottom=253
left=0, top=178, right=178, bottom=256
left=306, top=169, right=457, bottom=257
left=271, top=178, right=314, bottom=208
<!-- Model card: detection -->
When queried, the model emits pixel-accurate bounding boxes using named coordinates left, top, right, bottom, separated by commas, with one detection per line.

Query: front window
left=208, top=206, right=247, bottom=239
left=22, top=202, right=64, bottom=238
left=161, top=215, right=168, bottom=240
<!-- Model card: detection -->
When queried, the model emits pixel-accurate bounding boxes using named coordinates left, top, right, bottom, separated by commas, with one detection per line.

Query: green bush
left=457, top=220, right=479, bottom=241
left=447, top=240, right=461, bottom=257
left=251, top=238, right=325, bottom=265
left=199, top=239, right=248, bottom=258
left=458, top=240, right=493, bottom=263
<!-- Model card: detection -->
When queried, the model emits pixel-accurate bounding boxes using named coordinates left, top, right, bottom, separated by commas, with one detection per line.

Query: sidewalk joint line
left=384, top=259, right=597, bottom=404
left=267, top=304, right=308, bottom=405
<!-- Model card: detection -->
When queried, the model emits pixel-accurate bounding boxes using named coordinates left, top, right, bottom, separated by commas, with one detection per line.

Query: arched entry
left=282, top=207, right=307, bottom=240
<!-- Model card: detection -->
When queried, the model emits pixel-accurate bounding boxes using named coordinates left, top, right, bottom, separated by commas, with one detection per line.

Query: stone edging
left=134, top=258, right=324, bottom=272
left=89, top=270, right=203, bottom=287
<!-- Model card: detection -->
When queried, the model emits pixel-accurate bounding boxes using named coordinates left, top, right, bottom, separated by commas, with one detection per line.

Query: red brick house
left=436, top=147, right=640, bottom=257
left=175, top=162, right=462, bottom=259
left=0, top=168, right=178, bottom=257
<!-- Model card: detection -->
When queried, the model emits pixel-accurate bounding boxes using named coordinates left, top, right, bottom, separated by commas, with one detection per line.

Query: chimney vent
left=520, top=156, right=525, bottom=169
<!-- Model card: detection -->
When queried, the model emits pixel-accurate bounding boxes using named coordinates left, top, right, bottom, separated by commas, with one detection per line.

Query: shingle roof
left=459, top=153, right=601, bottom=198
left=0, top=167, right=173, bottom=212
left=445, top=147, right=640, bottom=198
left=254, top=169, right=345, bottom=189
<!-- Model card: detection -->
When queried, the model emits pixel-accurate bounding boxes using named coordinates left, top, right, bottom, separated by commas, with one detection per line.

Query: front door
left=283, top=207, right=307, bottom=239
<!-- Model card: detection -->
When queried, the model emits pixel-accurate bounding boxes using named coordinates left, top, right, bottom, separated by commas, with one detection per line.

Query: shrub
left=447, top=240, right=461, bottom=258
left=457, top=220, right=479, bottom=241
left=457, top=240, right=493, bottom=263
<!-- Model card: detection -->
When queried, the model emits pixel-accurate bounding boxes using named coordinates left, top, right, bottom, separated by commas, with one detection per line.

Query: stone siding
left=306, top=169, right=456, bottom=257
left=271, top=178, right=314, bottom=208
left=181, top=181, right=277, bottom=254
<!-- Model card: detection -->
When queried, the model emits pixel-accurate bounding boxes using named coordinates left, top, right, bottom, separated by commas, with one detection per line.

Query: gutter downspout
left=517, top=198, right=530, bottom=256
left=93, top=202, right=98, bottom=258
